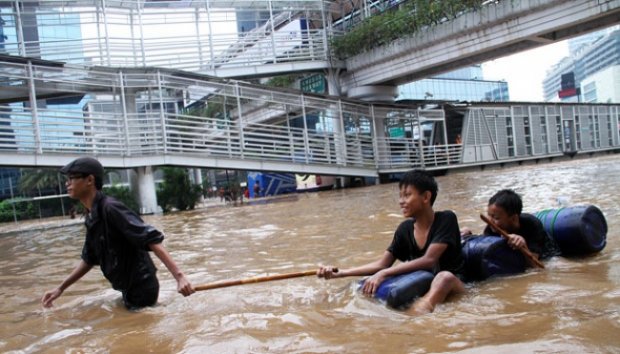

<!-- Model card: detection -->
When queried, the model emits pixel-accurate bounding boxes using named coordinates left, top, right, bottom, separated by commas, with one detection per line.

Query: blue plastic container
left=461, top=235, right=526, bottom=281
left=535, top=205, right=607, bottom=256
left=371, top=270, right=434, bottom=309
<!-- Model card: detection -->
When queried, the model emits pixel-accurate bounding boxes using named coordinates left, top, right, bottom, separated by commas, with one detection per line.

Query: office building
left=543, top=28, right=620, bottom=102
left=397, top=65, right=510, bottom=102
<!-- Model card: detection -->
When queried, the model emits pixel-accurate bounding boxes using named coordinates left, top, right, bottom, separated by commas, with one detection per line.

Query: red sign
left=558, top=88, right=578, bottom=98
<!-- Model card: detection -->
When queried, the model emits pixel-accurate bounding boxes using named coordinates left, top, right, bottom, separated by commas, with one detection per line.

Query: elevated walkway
left=339, top=0, right=620, bottom=94
left=0, top=0, right=338, bottom=79
left=2, top=55, right=620, bottom=214
left=1, top=0, right=617, bottom=87
left=2, top=0, right=620, bottom=214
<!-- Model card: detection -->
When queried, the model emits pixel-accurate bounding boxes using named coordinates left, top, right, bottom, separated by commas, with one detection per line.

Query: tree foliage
left=104, top=184, right=140, bottom=214
left=19, top=168, right=63, bottom=195
left=331, top=0, right=491, bottom=59
left=156, top=167, right=202, bottom=213
left=0, top=198, right=36, bottom=223
left=265, top=74, right=299, bottom=88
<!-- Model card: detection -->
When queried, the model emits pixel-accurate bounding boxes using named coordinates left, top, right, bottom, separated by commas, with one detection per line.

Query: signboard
left=300, top=74, right=326, bottom=94
left=389, top=126, right=405, bottom=138
left=558, top=88, right=579, bottom=98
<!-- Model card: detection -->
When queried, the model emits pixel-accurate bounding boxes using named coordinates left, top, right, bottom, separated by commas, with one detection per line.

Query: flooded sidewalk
left=0, top=196, right=239, bottom=236
left=0, top=215, right=84, bottom=236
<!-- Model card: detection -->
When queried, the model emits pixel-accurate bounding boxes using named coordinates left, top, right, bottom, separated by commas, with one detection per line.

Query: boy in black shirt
left=462, top=189, right=560, bottom=262
left=485, top=189, right=560, bottom=261
left=42, top=157, right=195, bottom=310
left=318, top=170, right=465, bottom=314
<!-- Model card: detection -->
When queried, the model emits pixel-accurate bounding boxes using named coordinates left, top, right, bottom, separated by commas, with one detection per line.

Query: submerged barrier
left=370, top=205, right=608, bottom=309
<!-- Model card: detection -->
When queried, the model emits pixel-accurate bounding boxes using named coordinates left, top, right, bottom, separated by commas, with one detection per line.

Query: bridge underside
left=0, top=152, right=379, bottom=177
left=340, top=0, right=620, bottom=90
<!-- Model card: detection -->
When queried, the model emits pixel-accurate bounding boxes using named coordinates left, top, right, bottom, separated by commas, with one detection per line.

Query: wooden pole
left=480, top=214, right=545, bottom=269
left=195, top=269, right=337, bottom=291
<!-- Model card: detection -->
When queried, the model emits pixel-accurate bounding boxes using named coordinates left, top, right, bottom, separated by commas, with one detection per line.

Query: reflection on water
left=1, top=154, right=619, bottom=353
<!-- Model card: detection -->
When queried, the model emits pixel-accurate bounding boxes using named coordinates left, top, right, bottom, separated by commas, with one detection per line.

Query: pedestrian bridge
left=1, top=55, right=619, bottom=176
left=0, top=0, right=618, bottom=89
left=2, top=0, right=620, bottom=213
left=0, top=56, right=463, bottom=177
left=338, top=0, right=620, bottom=94
left=2, top=55, right=620, bottom=213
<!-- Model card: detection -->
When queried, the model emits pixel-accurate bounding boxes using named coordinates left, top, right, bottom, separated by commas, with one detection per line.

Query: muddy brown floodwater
left=1, top=154, right=619, bottom=353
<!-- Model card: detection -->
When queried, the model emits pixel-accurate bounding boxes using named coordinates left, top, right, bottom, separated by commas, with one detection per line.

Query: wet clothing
left=483, top=213, right=560, bottom=260
left=388, top=210, right=465, bottom=277
left=82, top=191, right=163, bottom=308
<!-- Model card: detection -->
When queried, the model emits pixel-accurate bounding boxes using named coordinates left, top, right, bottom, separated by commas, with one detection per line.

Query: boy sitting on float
left=317, top=169, right=465, bottom=314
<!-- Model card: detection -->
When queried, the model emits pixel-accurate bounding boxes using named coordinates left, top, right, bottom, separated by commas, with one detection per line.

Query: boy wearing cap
left=41, top=157, right=195, bottom=310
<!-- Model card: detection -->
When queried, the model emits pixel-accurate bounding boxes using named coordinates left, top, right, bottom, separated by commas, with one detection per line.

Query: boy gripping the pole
left=42, top=157, right=195, bottom=310
left=318, top=169, right=465, bottom=314
left=462, top=189, right=560, bottom=262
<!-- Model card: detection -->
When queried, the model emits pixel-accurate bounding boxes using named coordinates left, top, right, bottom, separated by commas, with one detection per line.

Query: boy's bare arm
left=318, top=251, right=395, bottom=279
left=149, top=242, right=195, bottom=296
left=42, top=260, right=93, bottom=308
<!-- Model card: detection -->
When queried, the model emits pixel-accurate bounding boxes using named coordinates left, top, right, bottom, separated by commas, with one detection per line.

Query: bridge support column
left=347, top=85, right=398, bottom=102
left=192, top=168, right=205, bottom=204
left=327, top=70, right=347, bottom=188
left=372, top=113, right=389, bottom=170
left=347, top=86, right=396, bottom=172
left=131, top=166, right=159, bottom=215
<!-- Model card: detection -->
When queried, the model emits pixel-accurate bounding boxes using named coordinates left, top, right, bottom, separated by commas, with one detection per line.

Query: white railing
left=0, top=0, right=335, bottom=75
left=0, top=59, right=468, bottom=173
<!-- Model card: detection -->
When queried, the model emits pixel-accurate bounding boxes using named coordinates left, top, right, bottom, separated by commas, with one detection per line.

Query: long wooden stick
left=195, top=268, right=337, bottom=291
left=480, top=214, right=545, bottom=269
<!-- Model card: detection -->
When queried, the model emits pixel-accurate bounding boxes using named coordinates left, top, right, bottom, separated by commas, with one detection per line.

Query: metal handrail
left=0, top=0, right=335, bottom=75
left=0, top=58, right=469, bottom=172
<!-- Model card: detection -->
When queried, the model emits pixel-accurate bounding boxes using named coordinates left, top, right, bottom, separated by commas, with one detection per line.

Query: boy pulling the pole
left=318, top=169, right=465, bottom=314
left=42, top=157, right=195, bottom=310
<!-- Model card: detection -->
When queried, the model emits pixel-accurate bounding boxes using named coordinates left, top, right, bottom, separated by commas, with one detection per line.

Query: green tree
left=19, top=168, right=63, bottom=195
left=104, top=184, right=140, bottom=214
left=156, top=167, right=202, bottom=213
left=331, top=0, right=491, bottom=59
left=0, top=198, right=36, bottom=223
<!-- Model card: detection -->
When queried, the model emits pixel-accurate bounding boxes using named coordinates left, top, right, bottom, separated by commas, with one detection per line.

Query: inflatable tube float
left=462, top=235, right=526, bottom=281
left=371, top=270, right=434, bottom=309
left=368, top=204, right=607, bottom=308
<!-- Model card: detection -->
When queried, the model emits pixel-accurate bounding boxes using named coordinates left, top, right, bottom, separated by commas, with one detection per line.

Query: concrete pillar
left=193, top=168, right=205, bottom=204
left=326, top=70, right=347, bottom=188
left=131, top=166, right=159, bottom=214
left=347, top=85, right=396, bottom=173
left=326, top=69, right=341, bottom=96
left=347, top=85, right=398, bottom=102
left=207, top=169, right=217, bottom=194
left=373, top=113, right=389, bottom=168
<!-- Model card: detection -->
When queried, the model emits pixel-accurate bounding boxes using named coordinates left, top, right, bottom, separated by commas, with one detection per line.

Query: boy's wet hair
left=488, top=189, right=522, bottom=216
left=399, top=170, right=438, bottom=206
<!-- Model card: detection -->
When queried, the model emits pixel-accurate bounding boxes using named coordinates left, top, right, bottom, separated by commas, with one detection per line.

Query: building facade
left=543, top=29, right=620, bottom=102
left=581, top=65, right=620, bottom=103
left=397, top=65, right=510, bottom=102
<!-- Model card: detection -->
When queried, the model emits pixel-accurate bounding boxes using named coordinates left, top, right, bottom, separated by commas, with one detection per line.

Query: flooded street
left=1, top=154, right=619, bottom=353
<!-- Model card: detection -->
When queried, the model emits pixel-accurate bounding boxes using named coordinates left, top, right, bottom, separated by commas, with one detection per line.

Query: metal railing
left=0, top=0, right=335, bottom=75
left=0, top=58, right=466, bottom=173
